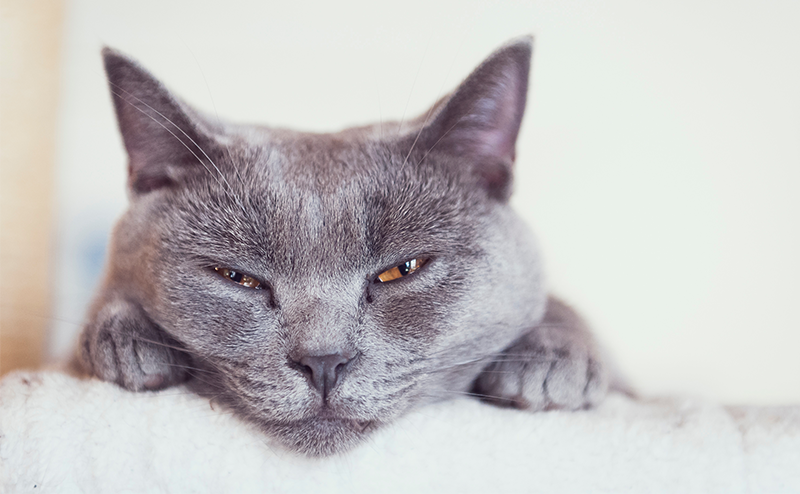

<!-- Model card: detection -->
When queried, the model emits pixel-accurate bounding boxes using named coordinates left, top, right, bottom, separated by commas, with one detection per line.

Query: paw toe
left=544, top=350, right=589, bottom=409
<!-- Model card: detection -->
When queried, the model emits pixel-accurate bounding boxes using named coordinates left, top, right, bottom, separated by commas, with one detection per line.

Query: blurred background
left=1, top=0, right=798, bottom=404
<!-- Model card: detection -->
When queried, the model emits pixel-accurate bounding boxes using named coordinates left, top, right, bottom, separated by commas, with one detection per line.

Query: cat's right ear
left=103, top=48, right=217, bottom=194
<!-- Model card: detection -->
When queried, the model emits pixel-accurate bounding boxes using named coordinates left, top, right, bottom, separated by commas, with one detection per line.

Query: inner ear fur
left=407, top=37, right=532, bottom=200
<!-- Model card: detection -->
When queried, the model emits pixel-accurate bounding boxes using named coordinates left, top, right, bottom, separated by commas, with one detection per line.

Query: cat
left=77, top=37, right=611, bottom=457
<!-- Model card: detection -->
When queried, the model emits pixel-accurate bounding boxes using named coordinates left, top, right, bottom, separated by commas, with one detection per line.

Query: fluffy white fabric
left=1, top=370, right=798, bottom=493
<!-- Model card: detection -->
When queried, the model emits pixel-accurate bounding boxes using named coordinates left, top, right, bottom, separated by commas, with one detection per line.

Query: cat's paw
left=79, top=299, right=189, bottom=391
left=472, top=297, right=609, bottom=411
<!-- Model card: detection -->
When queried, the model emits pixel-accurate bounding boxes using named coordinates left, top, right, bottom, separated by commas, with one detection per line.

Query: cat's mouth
left=344, top=418, right=371, bottom=432
left=312, top=416, right=374, bottom=434
left=303, top=415, right=375, bottom=435
left=264, top=415, right=378, bottom=456
left=310, top=401, right=376, bottom=430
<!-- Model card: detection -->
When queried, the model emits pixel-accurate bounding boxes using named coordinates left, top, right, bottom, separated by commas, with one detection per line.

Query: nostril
left=295, top=362, right=314, bottom=378
left=333, top=360, right=347, bottom=376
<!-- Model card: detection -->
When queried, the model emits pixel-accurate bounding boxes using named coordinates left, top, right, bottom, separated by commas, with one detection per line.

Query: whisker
left=181, top=43, right=249, bottom=197
left=399, top=38, right=463, bottom=172
left=153, top=390, right=226, bottom=400
left=439, top=390, right=512, bottom=401
left=124, top=333, right=193, bottom=354
left=417, top=101, right=480, bottom=165
left=399, top=108, right=432, bottom=172
left=159, top=361, right=216, bottom=375
left=397, top=35, right=431, bottom=136
left=414, top=353, right=581, bottom=378
left=109, top=88, right=225, bottom=189
left=372, top=60, right=384, bottom=140
left=108, top=83, right=246, bottom=213
left=409, top=340, right=491, bottom=361
left=424, top=355, right=488, bottom=371
left=0, top=304, right=83, bottom=327
left=410, top=322, right=579, bottom=363
left=417, top=389, right=514, bottom=403
left=184, top=369, right=224, bottom=390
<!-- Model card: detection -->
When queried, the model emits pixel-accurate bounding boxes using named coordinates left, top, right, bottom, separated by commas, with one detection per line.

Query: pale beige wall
left=37, top=0, right=800, bottom=404
left=0, top=0, right=63, bottom=374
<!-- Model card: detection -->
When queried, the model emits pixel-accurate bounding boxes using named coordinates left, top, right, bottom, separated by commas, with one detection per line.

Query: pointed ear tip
left=101, top=47, right=145, bottom=73
left=101, top=48, right=152, bottom=87
left=101, top=46, right=126, bottom=63
left=515, top=35, right=535, bottom=47
left=102, top=47, right=130, bottom=75
left=506, top=35, right=534, bottom=58
left=482, top=37, right=533, bottom=72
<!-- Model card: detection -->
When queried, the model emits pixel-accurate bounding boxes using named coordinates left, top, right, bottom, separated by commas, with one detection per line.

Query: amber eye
left=377, top=258, right=428, bottom=283
left=214, top=267, right=262, bottom=289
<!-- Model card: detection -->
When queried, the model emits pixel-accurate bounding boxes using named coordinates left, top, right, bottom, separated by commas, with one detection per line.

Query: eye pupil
left=377, top=258, right=425, bottom=283
left=214, top=267, right=262, bottom=289
left=398, top=261, right=412, bottom=276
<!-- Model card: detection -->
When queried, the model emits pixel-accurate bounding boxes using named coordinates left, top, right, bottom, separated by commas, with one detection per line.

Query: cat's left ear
left=410, top=37, right=532, bottom=201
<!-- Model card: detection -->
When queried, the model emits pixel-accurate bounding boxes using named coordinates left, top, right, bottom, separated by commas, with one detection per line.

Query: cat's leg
left=472, top=296, right=610, bottom=411
left=78, top=298, right=189, bottom=391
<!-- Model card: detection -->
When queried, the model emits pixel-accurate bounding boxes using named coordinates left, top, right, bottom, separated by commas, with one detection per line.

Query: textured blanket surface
left=1, top=370, right=799, bottom=493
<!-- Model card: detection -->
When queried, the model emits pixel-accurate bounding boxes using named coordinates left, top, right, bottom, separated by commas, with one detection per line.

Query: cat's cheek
left=367, top=296, right=446, bottom=344
left=367, top=267, right=472, bottom=344
left=154, top=282, right=277, bottom=346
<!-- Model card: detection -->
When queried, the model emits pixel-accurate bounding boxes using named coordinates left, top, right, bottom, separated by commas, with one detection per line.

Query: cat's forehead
left=236, top=126, right=399, bottom=191
left=222, top=125, right=482, bottom=215
left=164, top=127, right=487, bottom=273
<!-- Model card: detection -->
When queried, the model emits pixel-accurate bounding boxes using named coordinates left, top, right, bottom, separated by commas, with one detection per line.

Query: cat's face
left=90, top=38, right=546, bottom=455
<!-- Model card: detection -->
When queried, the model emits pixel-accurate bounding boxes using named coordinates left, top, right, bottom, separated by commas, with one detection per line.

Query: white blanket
left=1, top=370, right=799, bottom=493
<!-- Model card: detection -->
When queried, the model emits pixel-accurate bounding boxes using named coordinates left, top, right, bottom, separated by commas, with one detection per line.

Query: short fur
left=78, top=38, right=610, bottom=456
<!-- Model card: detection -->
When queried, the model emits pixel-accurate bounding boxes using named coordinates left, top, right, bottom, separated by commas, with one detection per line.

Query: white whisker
left=109, top=83, right=246, bottom=213
left=399, top=39, right=462, bottom=172
left=397, top=35, right=431, bottom=136
left=181, top=43, right=249, bottom=197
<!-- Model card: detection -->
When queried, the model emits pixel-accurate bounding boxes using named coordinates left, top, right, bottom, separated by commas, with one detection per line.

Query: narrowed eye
left=214, top=267, right=262, bottom=289
left=377, top=258, right=428, bottom=283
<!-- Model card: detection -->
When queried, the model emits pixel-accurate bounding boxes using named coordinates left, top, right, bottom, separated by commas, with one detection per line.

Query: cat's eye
left=377, top=258, right=428, bottom=283
left=214, top=267, right=262, bottom=289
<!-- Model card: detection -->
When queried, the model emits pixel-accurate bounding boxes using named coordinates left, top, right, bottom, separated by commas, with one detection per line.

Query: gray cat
left=78, top=37, right=611, bottom=456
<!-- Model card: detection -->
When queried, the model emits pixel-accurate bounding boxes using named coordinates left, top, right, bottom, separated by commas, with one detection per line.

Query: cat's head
left=88, top=38, right=546, bottom=456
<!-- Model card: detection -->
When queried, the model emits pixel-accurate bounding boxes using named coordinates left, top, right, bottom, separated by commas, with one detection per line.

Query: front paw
left=79, top=299, right=189, bottom=391
left=472, top=297, right=609, bottom=411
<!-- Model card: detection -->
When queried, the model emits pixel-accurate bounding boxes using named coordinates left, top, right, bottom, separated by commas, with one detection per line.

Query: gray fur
left=78, top=38, right=610, bottom=456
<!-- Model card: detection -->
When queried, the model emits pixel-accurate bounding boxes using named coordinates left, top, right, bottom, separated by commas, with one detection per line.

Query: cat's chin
left=266, top=416, right=378, bottom=457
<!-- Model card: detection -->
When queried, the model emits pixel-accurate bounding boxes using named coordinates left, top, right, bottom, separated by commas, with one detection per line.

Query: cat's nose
left=294, top=353, right=356, bottom=399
